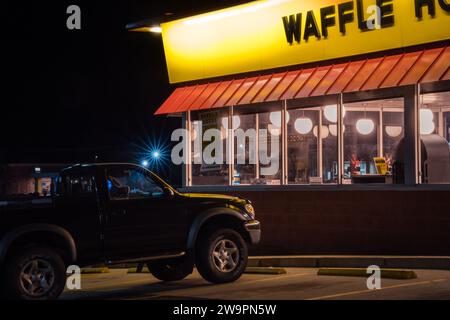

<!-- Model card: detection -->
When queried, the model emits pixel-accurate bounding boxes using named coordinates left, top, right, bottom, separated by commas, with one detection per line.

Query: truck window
left=107, top=167, right=163, bottom=200
left=60, top=175, right=97, bottom=197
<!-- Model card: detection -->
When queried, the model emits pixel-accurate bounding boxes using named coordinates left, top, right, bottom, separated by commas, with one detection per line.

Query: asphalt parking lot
left=61, top=268, right=450, bottom=300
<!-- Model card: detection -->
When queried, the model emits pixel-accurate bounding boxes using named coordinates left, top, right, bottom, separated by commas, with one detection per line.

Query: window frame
left=418, top=79, right=450, bottom=184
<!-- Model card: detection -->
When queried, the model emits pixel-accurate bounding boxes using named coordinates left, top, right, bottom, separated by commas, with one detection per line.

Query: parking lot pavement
left=61, top=268, right=450, bottom=300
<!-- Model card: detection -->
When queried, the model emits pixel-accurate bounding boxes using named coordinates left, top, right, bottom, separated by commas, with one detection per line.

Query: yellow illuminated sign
left=161, top=0, right=450, bottom=83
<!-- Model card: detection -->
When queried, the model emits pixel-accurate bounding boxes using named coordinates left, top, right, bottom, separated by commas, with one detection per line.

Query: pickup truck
left=0, top=163, right=260, bottom=300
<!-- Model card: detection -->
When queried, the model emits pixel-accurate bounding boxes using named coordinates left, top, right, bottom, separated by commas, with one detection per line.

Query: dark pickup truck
left=0, top=163, right=260, bottom=300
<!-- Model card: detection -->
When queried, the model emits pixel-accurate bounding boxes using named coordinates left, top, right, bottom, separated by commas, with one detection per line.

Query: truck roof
left=60, top=163, right=145, bottom=174
left=60, top=163, right=173, bottom=190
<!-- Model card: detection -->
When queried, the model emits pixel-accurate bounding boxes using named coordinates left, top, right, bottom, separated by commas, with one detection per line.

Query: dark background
left=3, top=0, right=247, bottom=183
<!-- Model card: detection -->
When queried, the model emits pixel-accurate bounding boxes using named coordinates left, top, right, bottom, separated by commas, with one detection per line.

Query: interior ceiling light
left=294, top=117, right=313, bottom=135
left=356, top=119, right=375, bottom=135
left=420, top=109, right=435, bottom=135
left=269, top=111, right=290, bottom=127
left=268, top=124, right=281, bottom=136
left=222, top=115, right=241, bottom=130
left=324, top=105, right=346, bottom=123
left=329, top=124, right=345, bottom=136
left=313, top=125, right=330, bottom=139
left=385, top=126, right=403, bottom=138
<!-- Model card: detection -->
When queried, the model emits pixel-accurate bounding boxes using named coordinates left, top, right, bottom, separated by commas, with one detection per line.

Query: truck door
left=55, top=170, right=103, bottom=262
left=103, top=165, right=187, bottom=261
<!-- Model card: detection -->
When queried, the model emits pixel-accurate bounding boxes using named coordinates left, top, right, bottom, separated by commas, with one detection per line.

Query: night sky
left=3, top=0, right=247, bottom=183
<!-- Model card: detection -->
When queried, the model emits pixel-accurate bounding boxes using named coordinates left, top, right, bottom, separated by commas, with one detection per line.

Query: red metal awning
left=155, top=46, right=450, bottom=115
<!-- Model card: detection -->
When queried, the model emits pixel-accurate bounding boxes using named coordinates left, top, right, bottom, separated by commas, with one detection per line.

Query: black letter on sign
left=377, top=0, right=395, bottom=27
left=320, top=6, right=336, bottom=38
left=415, top=0, right=436, bottom=18
left=283, top=13, right=302, bottom=44
left=303, top=10, right=321, bottom=41
left=438, top=0, right=450, bottom=12
left=356, top=0, right=369, bottom=31
left=338, top=1, right=354, bottom=34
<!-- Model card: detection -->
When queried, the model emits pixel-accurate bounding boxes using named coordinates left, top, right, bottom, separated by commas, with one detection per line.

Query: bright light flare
left=152, top=151, right=161, bottom=159
left=149, top=26, right=162, bottom=33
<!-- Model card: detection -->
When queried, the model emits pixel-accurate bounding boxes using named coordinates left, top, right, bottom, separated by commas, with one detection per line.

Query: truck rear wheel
left=2, top=247, right=66, bottom=300
left=196, top=228, right=248, bottom=284
left=147, top=259, right=193, bottom=282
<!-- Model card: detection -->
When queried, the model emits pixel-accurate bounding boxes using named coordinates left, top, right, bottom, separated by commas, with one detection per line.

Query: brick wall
left=220, top=189, right=450, bottom=256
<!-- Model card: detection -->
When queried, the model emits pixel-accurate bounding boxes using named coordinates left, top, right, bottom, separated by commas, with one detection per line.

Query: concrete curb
left=317, top=268, right=418, bottom=279
left=248, top=256, right=450, bottom=270
left=81, top=267, right=110, bottom=274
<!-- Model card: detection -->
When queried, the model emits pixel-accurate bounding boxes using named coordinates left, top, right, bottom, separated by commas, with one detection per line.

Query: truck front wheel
left=196, top=228, right=248, bottom=284
left=2, top=247, right=66, bottom=300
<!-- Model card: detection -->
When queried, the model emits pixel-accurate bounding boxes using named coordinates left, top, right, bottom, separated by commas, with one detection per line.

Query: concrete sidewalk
left=247, top=256, right=450, bottom=270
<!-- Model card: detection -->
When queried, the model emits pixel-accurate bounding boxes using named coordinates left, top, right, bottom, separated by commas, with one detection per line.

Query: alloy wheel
left=19, top=258, right=55, bottom=297
left=211, top=239, right=240, bottom=273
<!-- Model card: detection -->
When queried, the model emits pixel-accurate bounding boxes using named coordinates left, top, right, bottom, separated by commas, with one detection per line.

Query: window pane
left=420, top=91, right=450, bottom=184
left=383, top=111, right=404, bottom=172
left=287, top=108, right=318, bottom=184
left=445, top=111, right=450, bottom=144
left=258, top=112, right=282, bottom=185
left=233, top=113, right=256, bottom=185
left=191, top=110, right=229, bottom=186
left=321, top=106, right=339, bottom=184
left=64, top=175, right=96, bottom=197
left=343, top=98, right=404, bottom=184
left=288, top=105, right=338, bottom=185
left=107, top=168, right=163, bottom=199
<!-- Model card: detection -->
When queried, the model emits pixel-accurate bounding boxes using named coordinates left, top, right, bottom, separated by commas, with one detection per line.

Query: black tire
left=2, top=247, right=66, bottom=300
left=147, top=259, right=193, bottom=282
left=196, top=228, right=248, bottom=284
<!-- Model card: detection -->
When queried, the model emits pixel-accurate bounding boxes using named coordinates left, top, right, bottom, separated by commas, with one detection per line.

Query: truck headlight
left=245, top=204, right=255, bottom=217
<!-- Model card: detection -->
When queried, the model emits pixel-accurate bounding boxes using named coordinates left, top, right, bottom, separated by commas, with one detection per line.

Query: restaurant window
left=321, top=106, right=339, bottom=184
left=287, top=105, right=339, bottom=185
left=191, top=109, right=229, bottom=186
left=233, top=113, right=257, bottom=185
left=343, top=98, right=404, bottom=184
left=232, top=107, right=282, bottom=186
left=258, top=112, right=282, bottom=185
left=419, top=91, right=450, bottom=184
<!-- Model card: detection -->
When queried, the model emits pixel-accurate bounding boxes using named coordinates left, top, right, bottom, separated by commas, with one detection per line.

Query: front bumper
left=244, top=220, right=261, bottom=245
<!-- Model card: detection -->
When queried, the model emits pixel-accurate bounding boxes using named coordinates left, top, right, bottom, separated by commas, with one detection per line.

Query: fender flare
left=0, top=224, right=77, bottom=265
left=186, top=208, right=247, bottom=252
